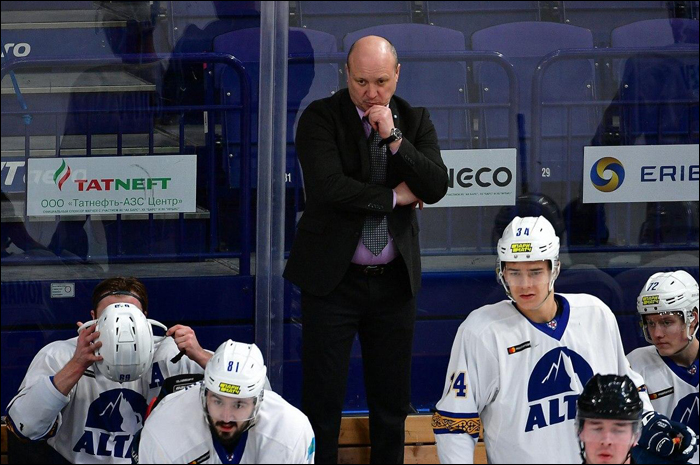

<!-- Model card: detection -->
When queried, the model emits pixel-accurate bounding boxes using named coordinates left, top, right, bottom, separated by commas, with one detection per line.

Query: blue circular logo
left=591, top=157, right=625, bottom=193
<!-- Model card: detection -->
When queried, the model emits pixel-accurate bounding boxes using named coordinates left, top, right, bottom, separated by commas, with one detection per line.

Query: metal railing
left=1, top=53, right=253, bottom=274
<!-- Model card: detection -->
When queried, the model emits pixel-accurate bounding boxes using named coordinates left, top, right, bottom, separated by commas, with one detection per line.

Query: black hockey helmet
left=577, top=374, right=643, bottom=421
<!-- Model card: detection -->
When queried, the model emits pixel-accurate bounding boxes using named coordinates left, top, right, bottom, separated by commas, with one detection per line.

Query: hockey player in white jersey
left=628, top=270, right=699, bottom=464
left=134, top=339, right=315, bottom=464
left=6, top=277, right=212, bottom=464
left=433, top=216, right=673, bottom=463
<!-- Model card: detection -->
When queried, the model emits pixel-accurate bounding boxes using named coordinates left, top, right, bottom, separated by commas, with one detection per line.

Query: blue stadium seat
left=169, top=1, right=260, bottom=46
left=214, top=26, right=339, bottom=251
left=425, top=1, right=541, bottom=46
left=343, top=23, right=470, bottom=149
left=213, top=27, right=339, bottom=188
left=611, top=19, right=699, bottom=146
left=471, top=21, right=597, bottom=196
left=298, top=1, right=413, bottom=47
left=611, top=17, right=700, bottom=47
left=563, top=1, right=671, bottom=46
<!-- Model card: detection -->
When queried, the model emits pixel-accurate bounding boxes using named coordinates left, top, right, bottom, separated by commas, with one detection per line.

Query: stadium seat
left=471, top=21, right=597, bottom=200
left=611, top=18, right=699, bottom=146
left=298, top=1, right=413, bottom=47
left=425, top=1, right=541, bottom=46
left=562, top=1, right=671, bottom=46
left=213, top=26, right=339, bottom=187
left=607, top=19, right=699, bottom=250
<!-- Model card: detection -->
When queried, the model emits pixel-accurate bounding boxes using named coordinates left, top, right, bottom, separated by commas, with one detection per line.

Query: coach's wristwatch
left=380, top=127, right=403, bottom=146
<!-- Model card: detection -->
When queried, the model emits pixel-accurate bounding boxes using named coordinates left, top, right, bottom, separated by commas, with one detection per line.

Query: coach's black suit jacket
left=284, top=89, right=448, bottom=296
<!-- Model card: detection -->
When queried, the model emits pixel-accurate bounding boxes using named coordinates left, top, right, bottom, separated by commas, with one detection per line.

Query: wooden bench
left=1, top=416, right=487, bottom=464
left=338, top=415, right=487, bottom=464
left=2, top=422, right=7, bottom=465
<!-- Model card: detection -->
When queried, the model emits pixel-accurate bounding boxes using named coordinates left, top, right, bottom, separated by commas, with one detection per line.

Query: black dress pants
left=301, top=257, right=416, bottom=464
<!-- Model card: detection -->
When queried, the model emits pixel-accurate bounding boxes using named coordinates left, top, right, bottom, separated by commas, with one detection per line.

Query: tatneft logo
left=54, top=160, right=72, bottom=191
left=51, top=160, right=172, bottom=192
left=590, top=157, right=625, bottom=193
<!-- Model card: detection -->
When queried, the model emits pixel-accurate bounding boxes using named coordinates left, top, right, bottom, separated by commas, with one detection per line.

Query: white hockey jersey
left=628, top=345, right=699, bottom=464
left=135, top=385, right=315, bottom=464
left=433, top=293, right=652, bottom=464
left=6, top=337, right=203, bottom=464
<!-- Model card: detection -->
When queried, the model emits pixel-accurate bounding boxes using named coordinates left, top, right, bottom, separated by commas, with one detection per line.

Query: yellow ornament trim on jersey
left=431, top=412, right=481, bottom=436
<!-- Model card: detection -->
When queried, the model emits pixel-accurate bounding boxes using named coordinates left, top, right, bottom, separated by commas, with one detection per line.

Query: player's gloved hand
left=639, top=411, right=698, bottom=462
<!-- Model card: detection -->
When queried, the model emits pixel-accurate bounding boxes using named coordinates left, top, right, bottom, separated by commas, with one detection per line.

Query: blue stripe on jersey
left=213, top=430, right=249, bottom=464
left=523, top=294, right=571, bottom=341
left=5, top=412, right=59, bottom=441
left=661, top=355, right=699, bottom=387
left=432, top=410, right=481, bottom=437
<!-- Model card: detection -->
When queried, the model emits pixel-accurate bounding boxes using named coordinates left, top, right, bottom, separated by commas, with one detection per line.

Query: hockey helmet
left=201, top=340, right=267, bottom=425
left=79, top=302, right=167, bottom=383
left=496, top=216, right=561, bottom=299
left=637, top=270, right=699, bottom=343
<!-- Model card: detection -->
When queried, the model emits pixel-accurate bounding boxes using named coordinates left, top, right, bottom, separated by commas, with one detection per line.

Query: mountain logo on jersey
left=525, top=347, right=593, bottom=432
left=73, top=389, right=147, bottom=459
left=671, top=392, right=699, bottom=434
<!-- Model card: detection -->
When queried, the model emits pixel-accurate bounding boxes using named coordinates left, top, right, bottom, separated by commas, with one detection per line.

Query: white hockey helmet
left=637, top=270, right=699, bottom=343
left=496, top=216, right=561, bottom=299
left=201, top=340, right=267, bottom=426
left=86, top=302, right=166, bottom=383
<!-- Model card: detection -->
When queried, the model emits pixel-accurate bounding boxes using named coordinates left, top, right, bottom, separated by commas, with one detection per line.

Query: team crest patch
left=688, top=365, right=697, bottom=375
left=546, top=320, right=557, bottom=330
left=511, top=243, right=533, bottom=253
left=642, top=295, right=660, bottom=305
left=219, top=382, right=241, bottom=395
left=507, top=341, right=532, bottom=355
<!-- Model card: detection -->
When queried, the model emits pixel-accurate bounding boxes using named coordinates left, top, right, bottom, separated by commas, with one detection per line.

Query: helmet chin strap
left=671, top=335, right=697, bottom=357
left=530, top=288, right=554, bottom=313
left=671, top=316, right=699, bottom=357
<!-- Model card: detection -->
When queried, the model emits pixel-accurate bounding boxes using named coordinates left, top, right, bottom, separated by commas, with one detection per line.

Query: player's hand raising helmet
left=637, top=270, right=699, bottom=343
left=496, top=216, right=561, bottom=299
left=79, top=302, right=167, bottom=383
left=201, top=340, right=267, bottom=427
